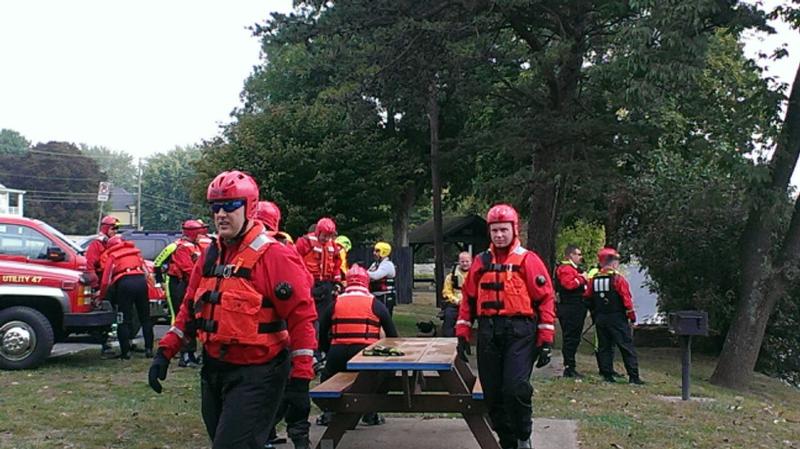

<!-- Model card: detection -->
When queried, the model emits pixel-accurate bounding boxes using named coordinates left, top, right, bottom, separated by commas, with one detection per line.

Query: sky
left=0, top=0, right=291, bottom=159
left=0, top=1, right=798, bottom=162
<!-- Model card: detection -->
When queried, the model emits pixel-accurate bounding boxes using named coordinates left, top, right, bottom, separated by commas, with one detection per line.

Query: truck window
left=0, top=224, right=57, bottom=260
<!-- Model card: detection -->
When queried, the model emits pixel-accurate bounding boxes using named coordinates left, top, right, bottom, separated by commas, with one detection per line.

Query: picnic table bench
left=310, top=338, right=499, bottom=449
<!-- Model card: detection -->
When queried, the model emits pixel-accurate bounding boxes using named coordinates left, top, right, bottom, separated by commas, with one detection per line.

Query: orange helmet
left=207, top=170, right=259, bottom=219
left=316, top=217, right=336, bottom=235
left=346, top=264, right=369, bottom=289
left=255, top=201, right=282, bottom=231
left=486, top=204, right=519, bottom=235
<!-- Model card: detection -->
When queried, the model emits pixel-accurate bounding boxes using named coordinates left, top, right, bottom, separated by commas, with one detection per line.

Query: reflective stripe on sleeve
left=291, top=349, right=315, bottom=358
left=456, top=320, right=471, bottom=327
left=537, top=324, right=555, bottom=331
left=168, top=326, right=184, bottom=339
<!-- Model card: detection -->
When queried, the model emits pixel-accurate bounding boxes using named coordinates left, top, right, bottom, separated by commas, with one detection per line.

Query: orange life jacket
left=476, top=244, right=534, bottom=317
left=104, top=242, right=146, bottom=284
left=192, top=224, right=289, bottom=351
left=330, top=287, right=381, bottom=345
left=301, top=234, right=338, bottom=281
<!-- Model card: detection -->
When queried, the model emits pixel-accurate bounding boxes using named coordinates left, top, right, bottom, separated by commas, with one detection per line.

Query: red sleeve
left=262, top=244, right=318, bottom=380
left=614, top=275, right=634, bottom=311
left=85, top=240, right=104, bottom=288
left=455, top=256, right=484, bottom=339
left=158, top=252, right=205, bottom=359
left=556, top=265, right=586, bottom=290
left=523, top=253, right=556, bottom=347
left=98, top=256, right=113, bottom=300
left=171, top=245, right=195, bottom=279
left=294, top=235, right=311, bottom=256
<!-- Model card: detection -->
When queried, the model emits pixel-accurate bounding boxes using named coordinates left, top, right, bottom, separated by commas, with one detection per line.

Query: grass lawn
left=1, top=301, right=798, bottom=449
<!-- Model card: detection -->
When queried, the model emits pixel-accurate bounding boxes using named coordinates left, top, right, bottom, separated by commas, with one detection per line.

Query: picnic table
left=310, top=337, right=499, bottom=449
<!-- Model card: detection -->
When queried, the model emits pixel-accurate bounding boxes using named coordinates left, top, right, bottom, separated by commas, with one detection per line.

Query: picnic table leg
left=315, top=371, right=391, bottom=449
left=316, top=413, right=361, bottom=449
left=439, top=369, right=501, bottom=449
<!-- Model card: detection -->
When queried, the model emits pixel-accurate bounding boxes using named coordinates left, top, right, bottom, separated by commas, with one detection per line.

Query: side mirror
left=46, top=246, right=67, bottom=262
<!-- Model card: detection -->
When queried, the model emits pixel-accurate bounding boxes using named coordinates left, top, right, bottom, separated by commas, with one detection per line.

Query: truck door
left=0, top=224, right=73, bottom=270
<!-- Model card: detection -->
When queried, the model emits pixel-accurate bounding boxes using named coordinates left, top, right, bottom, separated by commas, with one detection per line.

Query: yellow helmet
left=335, top=235, right=352, bottom=252
left=374, top=241, right=392, bottom=258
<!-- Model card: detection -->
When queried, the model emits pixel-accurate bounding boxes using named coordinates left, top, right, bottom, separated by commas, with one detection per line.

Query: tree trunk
left=711, top=62, right=800, bottom=388
left=429, top=83, right=446, bottom=308
left=392, top=184, right=416, bottom=250
left=526, top=150, right=559, bottom=268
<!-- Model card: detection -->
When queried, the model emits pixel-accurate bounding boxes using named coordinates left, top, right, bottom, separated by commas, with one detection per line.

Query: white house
left=0, top=183, right=25, bottom=216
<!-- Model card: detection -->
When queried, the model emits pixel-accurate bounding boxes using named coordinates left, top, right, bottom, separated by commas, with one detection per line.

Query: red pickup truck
left=0, top=215, right=168, bottom=321
left=0, top=259, right=115, bottom=369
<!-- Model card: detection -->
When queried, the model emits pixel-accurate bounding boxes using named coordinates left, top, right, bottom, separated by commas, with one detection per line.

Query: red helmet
left=182, top=219, right=205, bottom=240
left=99, top=215, right=120, bottom=235
left=255, top=201, right=282, bottom=231
left=207, top=170, right=259, bottom=219
left=486, top=204, right=519, bottom=235
left=316, top=217, right=337, bottom=235
left=346, top=264, right=369, bottom=289
left=597, top=247, right=620, bottom=264
left=107, top=235, right=124, bottom=247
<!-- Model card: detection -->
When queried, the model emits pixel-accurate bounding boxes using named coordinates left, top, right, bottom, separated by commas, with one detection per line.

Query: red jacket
left=167, top=238, right=200, bottom=281
left=85, top=236, right=108, bottom=288
left=583, top=268, right=636, bottom=322
left=159, top=224, right=318, bottom=379
left=555, top=262, right=586, bottom=291
left=456, top=241, right=556, bottom=347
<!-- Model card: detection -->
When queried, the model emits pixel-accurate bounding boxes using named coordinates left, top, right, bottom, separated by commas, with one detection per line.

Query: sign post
left=95, top=182, right=112, bottom=232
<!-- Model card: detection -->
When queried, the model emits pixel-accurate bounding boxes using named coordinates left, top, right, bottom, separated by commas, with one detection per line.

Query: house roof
left=110, top=186, right=136, bottom=210
left=0, top=182, right=26, bottom=194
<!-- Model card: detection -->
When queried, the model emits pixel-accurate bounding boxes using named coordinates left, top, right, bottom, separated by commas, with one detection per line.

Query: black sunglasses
left=209, top=199, right=246, bottom=214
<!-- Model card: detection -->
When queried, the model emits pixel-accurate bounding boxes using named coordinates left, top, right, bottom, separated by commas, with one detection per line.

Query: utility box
left=668, top=311, right=709, bottom=337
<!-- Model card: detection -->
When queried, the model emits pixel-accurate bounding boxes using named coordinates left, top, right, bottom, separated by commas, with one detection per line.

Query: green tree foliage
left=555, top=220, right=605, bottom=265
left=141, top=146, right=204, bottom=230
left=79, top=144, right=137, bottom=191
left=0, top=129, right=30, bottom=155
left=0, top=142, right=102, bottom=234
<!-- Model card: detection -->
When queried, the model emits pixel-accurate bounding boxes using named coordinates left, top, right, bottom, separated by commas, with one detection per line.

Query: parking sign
left=97, top=181, right=111, bottom=202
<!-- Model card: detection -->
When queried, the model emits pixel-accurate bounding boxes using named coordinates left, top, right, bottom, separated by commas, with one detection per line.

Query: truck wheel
left=0, top=307, right=55, bottom=370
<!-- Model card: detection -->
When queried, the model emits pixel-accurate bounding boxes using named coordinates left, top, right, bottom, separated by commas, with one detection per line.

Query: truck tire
left=0, top=306, right=55, bottom=370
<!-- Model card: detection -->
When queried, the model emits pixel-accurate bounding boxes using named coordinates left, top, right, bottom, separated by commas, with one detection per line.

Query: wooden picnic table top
left=346, top=337, right=458, bottom=371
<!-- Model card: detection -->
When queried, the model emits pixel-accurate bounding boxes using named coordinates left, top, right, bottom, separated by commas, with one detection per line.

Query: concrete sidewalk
left=307, top=417, right=578, bottom=449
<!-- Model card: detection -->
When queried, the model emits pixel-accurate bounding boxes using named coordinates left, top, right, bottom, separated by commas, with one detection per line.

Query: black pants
left=167, top=275, right=186, bottom=321
left=111, top=274, right=153, bottom=355
left=557, top=298, right=588, bottom=369
left=168, top=276, right=196, bottom=354
left=595, top=312, right=639, bottom=379
left=477, top=316, right=536, bottom=448
left=201, top=351, right=290, bottom=449
left=441, top=303, right=459, bottom=338
left=374, top=293, right=395, bottom=316
left=266, top=381, right=311, bottom=443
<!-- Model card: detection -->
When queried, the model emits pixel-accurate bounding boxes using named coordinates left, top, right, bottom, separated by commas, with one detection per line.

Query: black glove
left=535, top=343, right=552, bottom=368
left=457, top=337, right=471, bottom=362
left=148, top=348, right=170, bottom=394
